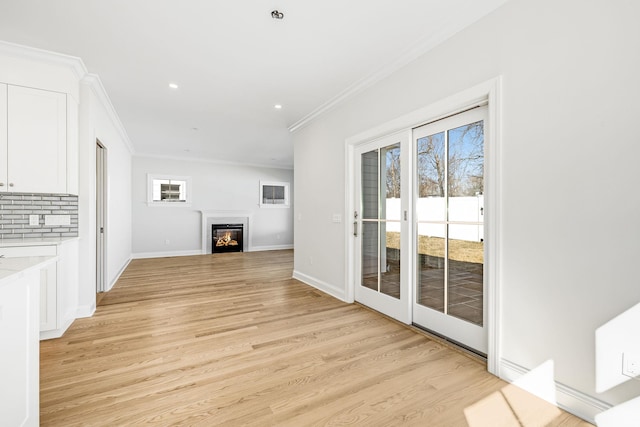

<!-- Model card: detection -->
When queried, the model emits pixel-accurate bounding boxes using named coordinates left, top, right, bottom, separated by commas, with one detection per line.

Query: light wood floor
left=40, top=250, right=592, bottom=426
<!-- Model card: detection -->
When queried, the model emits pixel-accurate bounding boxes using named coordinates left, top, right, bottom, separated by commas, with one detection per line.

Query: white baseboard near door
left=132, top=250, right=203, bottom=259
left=76, top=303, right=96, bottom=319
left=499, top=359, right=611, bottom=424
left=292, top=270, right=346, bottom=302
left=106, top=258, right=132, bottom=292
left=250, top=244, right=294, bottom=252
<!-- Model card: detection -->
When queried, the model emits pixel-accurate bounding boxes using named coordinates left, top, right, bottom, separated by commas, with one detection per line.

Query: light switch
left=623, top=352, right=640, bottom=378
left=332, top=214, right=342, bottom=223
left=29, top=215, right=39, bottom=226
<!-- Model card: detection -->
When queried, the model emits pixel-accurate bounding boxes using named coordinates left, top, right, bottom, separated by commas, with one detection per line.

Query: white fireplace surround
left=201, top=211, right=253, bottom=254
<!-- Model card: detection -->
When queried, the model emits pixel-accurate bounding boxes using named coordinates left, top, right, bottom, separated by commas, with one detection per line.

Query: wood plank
left=40, top=250, right=592, bottom=426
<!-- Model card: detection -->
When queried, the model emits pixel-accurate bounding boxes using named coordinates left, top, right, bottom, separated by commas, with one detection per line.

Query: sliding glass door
left=352, top=106, right=489, bottom=354
left=412, top=106, right=488, bottom=354
left=354, top=132, right=410, bottom=323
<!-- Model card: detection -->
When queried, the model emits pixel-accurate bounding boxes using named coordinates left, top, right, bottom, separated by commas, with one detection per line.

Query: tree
left=384, top=145, right=401, bottom=198
left=417, top=121, right=484, bottom=198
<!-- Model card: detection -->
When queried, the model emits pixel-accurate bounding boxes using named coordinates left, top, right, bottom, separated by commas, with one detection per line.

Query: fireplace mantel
left=200, top=211, right=253, bottom=254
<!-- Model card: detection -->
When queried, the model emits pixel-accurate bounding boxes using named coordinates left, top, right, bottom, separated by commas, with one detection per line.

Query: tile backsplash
left=0, top=193, right=78, bottom=240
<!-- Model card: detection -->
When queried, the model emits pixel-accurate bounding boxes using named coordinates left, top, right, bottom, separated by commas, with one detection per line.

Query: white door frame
left=96, top=140, right=108, bottom=293
left=345, top=77, right=502, bottom=374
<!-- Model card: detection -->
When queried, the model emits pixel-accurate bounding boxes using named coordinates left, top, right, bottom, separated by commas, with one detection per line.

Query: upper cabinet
left=0, top=83, right=67, bottom=194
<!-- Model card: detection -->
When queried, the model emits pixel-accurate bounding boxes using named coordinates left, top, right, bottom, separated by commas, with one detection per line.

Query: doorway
left=96, top=141, right=107, bottom=294
left=412, top=106, right=488, bottom=354
left=350, top=99, right=496, bottom=357
left=353, top=131, right=411, bottom=324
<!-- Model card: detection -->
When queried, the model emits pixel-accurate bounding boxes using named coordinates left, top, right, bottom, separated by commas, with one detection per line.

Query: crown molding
left=82, top=73, right=135, bottom=155
left=288, top=13, right=495, bottom=133
left=0, top=40, right=87, bottom=81
left=133, top=152, right=293, bottom=171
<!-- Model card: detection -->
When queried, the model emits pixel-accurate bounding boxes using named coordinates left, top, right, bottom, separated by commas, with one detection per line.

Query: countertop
left=0, top=256, right=57, bottom=286
left=0, top=236, right=79, bottom=247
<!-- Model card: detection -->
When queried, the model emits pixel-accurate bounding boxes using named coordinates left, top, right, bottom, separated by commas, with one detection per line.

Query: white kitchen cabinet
left=0, top=241, right=79, bottom=340
left=0, top=83, right=67, bottom=194
left=0, top=262, right=42, bottom=427
left=0, top=245, right=57, bottom=332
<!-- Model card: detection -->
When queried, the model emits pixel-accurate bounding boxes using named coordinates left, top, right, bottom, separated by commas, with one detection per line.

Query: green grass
left=385, top=232, right=483, bottom=264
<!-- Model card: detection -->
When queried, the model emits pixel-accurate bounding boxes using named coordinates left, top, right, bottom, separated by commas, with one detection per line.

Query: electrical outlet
left=332, top=214, right=342, bottom=223
left=165, top=239, right=170, bottom=245
left=29, top=215, right=39, bottom=226
left=623, top=352, right=640, bottom=378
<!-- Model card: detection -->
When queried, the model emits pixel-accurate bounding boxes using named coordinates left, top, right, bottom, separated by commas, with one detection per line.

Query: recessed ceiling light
left=169, top=83, right=179, bottom=89
left=274, top=104, right=282, bottom=109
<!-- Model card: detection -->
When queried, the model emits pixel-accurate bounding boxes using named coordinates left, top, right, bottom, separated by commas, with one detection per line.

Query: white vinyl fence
left=385, top=196, right=484, bottom=242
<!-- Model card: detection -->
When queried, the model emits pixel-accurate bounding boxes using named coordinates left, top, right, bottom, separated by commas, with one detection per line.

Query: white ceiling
left=0, top=0, right=509, bottom=169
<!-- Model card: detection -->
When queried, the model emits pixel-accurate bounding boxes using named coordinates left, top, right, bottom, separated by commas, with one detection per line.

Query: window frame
left=147, top=174, right=192, bottom=207
left=259, top=180, right=290, bottom=208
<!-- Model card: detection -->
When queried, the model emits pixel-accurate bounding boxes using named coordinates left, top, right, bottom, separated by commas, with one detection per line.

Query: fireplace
left=212, top=224, right=244, bottom=253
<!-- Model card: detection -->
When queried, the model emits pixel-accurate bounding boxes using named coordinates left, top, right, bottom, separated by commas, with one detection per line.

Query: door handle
left=353, top=221, right=358, bottom=237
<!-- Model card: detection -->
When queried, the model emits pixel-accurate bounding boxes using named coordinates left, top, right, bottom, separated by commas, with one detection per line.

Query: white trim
left=75, top=303, right=96, bottom=319
left=293, top=270, right=347, bottom=302
left=251, top=244, right=294, bottom=252
left=133, top=152, right=293, bottom=171
left=344, top=141, right=355, bottom=304
left=81, top=74, right=135, bottom=154
left=259, top=180, right=290, bottom=208
left=132, top=245, right=292, bottom=260
left=132, top=250, right=202, bottom=260
left=345, top=77, right=502, bottom=372
left=500, top=359, right=611, bottom=424
left=485, top=77, right=503, bottom=374
left=106, top=258, right=131, bottom=292
left=288, top=15, right=499, bottom=133
left=39, top=315, right=74, bottom=340
left=146, top=173, right=192, bottom=207
left=0, top=40, right=87, bottom=82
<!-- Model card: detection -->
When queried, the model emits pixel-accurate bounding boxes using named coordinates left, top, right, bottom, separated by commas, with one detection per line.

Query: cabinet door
left=0, top=245, right=58, bottom=332
left=0, top=84, right=7, bottom=187
left=7, top=85, right=67, bottom=193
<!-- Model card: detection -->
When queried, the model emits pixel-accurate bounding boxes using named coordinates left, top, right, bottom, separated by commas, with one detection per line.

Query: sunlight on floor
left=464, top=360, right=564, bottom=426
left=464, top=383, right=562, bottom=427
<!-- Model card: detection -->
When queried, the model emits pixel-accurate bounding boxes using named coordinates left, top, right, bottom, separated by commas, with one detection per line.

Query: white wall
left=77, top=75, right=133, bottom=314
left=293, top=0, right=640, bottom=420
left=132, top=156, right=293, bottom=257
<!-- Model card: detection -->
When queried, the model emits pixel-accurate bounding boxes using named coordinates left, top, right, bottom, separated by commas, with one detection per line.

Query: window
left=260, top=181, right=289, bottom=208
left=147, top=174, right=192, bottom=206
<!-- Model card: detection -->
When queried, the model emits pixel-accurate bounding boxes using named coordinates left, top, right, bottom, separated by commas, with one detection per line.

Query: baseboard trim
left=76, top=303, right=96, bottom=319
left=40, top=315, right=74, bottom=341
left=292, top=270, right=346, bottom=302
left=250, top=244, right=294, bottom=252
left=131, top=250, right=203, bottom=259
left=500, top=359, right=611, bottom=424
left=106, top=258, right=132, bottom=292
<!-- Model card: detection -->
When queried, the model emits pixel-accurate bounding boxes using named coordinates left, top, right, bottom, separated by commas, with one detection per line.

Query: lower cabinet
left=0, top=264, right=41, bottom=426
left=0, top=241, right=78, bottom=339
